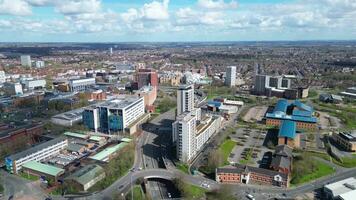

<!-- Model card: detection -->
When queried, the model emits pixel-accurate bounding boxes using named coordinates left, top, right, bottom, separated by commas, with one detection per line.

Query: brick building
left=265, top=99, right=317, bottom=131
left=136, top=68, right=158, bottom=89
left=216, top=164, right=289, bottom=188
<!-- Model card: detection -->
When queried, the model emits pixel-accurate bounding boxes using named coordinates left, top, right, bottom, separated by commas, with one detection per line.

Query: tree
left=207, top=150, right=224, bottom=170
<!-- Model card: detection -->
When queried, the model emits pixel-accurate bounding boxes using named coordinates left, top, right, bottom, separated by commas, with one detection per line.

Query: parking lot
left=229, top=128, right=270, bottom=167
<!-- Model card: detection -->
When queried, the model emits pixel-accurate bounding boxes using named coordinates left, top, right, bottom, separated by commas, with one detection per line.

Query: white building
left=5, top=137, right=68, bottom=174
left=225, top=66, right=236, bottom=87
left=69, top=77, right=96, bottom=92
left=173, top=112, right=197, bottom=163
left=195, top=115, right=222, bottom=151
left=109, top=47, right=113, bottom=55
left=3, top=82, right=23, bottom=95
left=0, top=71, right=5, bottom=83
left=22, top=79, right=46, bottom=90
left=173, top=111, right=222, bottom=163
left=324, top=177, right=356, bottom=200
left=83, top=97, right=145, bottom=134
left=20, top=55, right=31, bottom=67
left=33, top=61, right=45, bottom=68
left=177, top=84, right=194, bottom=115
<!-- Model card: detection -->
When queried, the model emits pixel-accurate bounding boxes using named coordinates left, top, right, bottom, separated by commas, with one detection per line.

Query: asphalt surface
left=4, top=107, right=356, bottom=200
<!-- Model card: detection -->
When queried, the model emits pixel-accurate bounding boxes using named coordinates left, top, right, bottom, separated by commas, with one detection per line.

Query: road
left=5, top=107, right=356, bottom=200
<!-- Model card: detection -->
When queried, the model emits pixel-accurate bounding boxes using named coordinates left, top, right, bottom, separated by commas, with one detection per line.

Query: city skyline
left=0, top=0, right=355, bottom=42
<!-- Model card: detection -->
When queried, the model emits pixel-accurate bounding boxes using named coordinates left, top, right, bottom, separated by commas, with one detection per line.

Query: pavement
left=4, top=107, right=356, bottom=200
left=1, top=170, right=48, bottom=200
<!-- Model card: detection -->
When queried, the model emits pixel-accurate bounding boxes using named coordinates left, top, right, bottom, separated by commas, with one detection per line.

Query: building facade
left=177, top=84, right=194, bottom=116
left=225, top=66, right=236, bottom=87
left=0, top=70, right=5, bottom=83
left=69, top=77, right=96, bottom=92
left=20, top=55, right=31, bottom=67
left=216, top=164, right=289, bottom=188
left=173, top=112, right=197, bottom=163
left=265, top=99, right=317, bottom=131
left=5, top=137, right=68, bottom=174
left=83, top=97, right=145, bottom=134
left=136, top=68, right=158, bottom=89
left=332, top=131, right=356, bottom=152
left=3, top=82, right=23, bottom=96
left=22, top=79, right=46, bottom=90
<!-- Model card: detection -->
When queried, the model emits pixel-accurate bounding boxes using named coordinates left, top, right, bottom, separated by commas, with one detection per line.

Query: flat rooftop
left=64, top=132, right=88, bottom=139
left=339, top=131, right=356, bottom=142
left=8, top=137, right=67, bottom=161
left=99, top=97, right=142, bottom=109
left=51, top=108, right=85, bottom=121
left=324, top=177, right=356, bottom=197
left=89, top=142, right=129, bottom=162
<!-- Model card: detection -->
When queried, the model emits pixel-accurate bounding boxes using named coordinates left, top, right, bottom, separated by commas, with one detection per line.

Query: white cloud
left=197, top=0, right=237, bottom=10
left=175, top=7, right=225, bottom=26
left=0, top=0, right=32, bottom=16
left=55, top=0, right=101, bottom=15
left=121, top=0, right=170, bottom=23
left=26, top=0, right=56, bottom=6
left=141, top=0, right=169, bottom=20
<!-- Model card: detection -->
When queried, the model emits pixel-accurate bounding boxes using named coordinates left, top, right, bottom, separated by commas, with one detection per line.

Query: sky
left=0, top=0, right=355, bottom=42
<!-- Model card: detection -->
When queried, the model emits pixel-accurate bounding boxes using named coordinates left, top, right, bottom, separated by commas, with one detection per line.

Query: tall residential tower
left=177, top=84, right=194, bottom=115
left=225, top=66, right=236, bottom=87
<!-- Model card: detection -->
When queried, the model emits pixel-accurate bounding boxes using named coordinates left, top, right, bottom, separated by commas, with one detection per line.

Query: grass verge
left=219, top=139, right=236, bottom=165
left=126, top=185, right=145, bottom=200
left=307, top=151, right=356, bottom=168
left=19, top=172, right=39, bottom=181
left=176, top=163, right=189, bottom=174
left=291, top=153, right=335, bottom=186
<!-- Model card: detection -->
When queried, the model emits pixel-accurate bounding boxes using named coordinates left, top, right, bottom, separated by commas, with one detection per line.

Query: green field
left=308, top=150, right=356, bottom=168
left=291, top=154, right=335, bottom=186
left=126, top=185, right=145, bottom=200
left=219, top=139, right=236, bottom=165
left=314, top=101, right=356, bottom=129
left=174, top=178, right=207, bottom=200
left=188, top=184, right=207, bottom=199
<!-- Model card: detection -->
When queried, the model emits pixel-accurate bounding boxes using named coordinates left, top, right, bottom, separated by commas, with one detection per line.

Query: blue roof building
left=278, top=120, right=297, bottom=139
left=266, top=99, right=317, bottom=124
left=207, top=100, right=222, bottom=108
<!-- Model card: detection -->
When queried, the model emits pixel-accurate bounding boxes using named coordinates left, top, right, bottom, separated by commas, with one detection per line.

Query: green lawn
left=126, top=185, right=145, bottom=200
left=219, top=139, right=236, bottom=165
left=174, top=178, right=207, bottom=200
left=314, top=102, right=356, bottom=129
left=19, top=172, right=39, bottom=181
left=307, top=151, right=356, bottom=168
left=176, top=163, right=189, bottom=174
left=291, top=156, right=335, bottom=186
left=189, top=184, right=207, bottom=199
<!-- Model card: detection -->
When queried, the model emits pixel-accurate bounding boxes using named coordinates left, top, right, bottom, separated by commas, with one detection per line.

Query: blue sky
left=0, top=0, right=355, bottom=42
